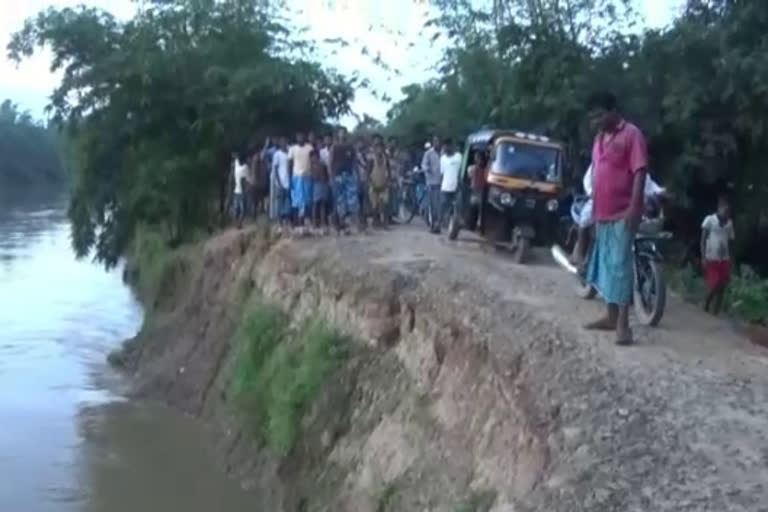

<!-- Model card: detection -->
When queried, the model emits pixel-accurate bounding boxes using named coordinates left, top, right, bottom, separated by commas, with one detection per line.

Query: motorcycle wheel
left=634, top=259, right=666, bottom=326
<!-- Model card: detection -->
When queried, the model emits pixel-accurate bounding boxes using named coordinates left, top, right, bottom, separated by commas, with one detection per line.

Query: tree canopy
left=0, top=99, right=66, bottom=193
left=385, top=0, right=768, bottom=269
left=9, top=0, right=354, bottom=266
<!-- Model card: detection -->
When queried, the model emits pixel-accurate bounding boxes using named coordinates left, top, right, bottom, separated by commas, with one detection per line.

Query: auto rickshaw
left=448, top=129, right=565, bottom=263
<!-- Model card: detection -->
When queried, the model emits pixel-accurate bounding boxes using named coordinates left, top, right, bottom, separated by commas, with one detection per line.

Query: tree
left=386, top=0, right=768, bottom=271
left=0, top=99, right=66, bottom=192
left=8, top=0, right=354, bottom=266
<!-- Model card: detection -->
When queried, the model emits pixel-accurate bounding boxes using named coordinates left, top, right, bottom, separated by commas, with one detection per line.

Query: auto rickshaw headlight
left=546, top=199, right=559, bottom=212
left=500, top=193, right=514, bottom=206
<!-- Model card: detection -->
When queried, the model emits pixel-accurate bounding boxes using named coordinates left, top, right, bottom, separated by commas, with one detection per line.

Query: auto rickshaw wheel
left=512, top=230, right=530, bottom=264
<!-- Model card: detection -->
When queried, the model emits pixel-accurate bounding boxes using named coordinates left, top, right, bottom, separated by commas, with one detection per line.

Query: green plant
left=132, top=225, right=187, bottom=305
left=375, top=481, right=401, bottom=512
left=727, top=265, right=768, bottom=324
left=231, top=304, right=350, bottom=455
left=456, top=489, right=497, bottom=512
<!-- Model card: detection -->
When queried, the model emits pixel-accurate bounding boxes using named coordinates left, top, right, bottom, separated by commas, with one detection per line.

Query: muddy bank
left=114, top=225, right=768, bottom=511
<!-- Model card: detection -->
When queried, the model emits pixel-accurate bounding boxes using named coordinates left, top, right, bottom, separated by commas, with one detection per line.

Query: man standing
left=330, top=127, right=360, bottom=233
left=232, top=151, right=249, bottom=228
left=271, top=137, right=292, bottom=231
left=421, top=136, right=442, bottom=233
left=368, top=141, right=391, bottom=227
left=288, top=132, right=314, bottom=231
left=439, top=138, right=462, bottom=228
left=584, top=92, right=648, bottom=346
left=701, top=197, right=735, bottom=315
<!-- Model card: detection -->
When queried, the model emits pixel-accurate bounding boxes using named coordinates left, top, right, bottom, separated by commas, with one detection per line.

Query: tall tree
left=8, top=0, right=354, bottom=266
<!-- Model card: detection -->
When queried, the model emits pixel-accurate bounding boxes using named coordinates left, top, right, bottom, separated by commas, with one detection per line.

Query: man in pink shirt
left=584, top=92, right=648, bottom=345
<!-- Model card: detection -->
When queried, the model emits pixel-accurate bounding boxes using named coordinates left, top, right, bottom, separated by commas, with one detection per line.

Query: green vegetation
left=0, top=99, right=66, bottom=192
left=9, top=0, right=353, bottom=267
left=670, top=264, right=768, bottom=325
left=386, top=0, right=768, bottom=275
left=130, top=226, right=193, bottom=307
left=231, top=298, right=350, bottom=455
left=375, top=480, right=401, bottom=512
left=455, top=489, right=497, bottom=512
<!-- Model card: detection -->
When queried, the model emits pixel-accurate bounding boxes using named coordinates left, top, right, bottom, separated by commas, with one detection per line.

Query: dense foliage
left=0, top=99, right=66, bottom=192
left=386, top=0, right=768, bottom=269
left=9, top=0, right=353, bottom=266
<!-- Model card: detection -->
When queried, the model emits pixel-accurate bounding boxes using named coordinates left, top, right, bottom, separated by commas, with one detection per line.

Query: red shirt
left=592, top=120, right=648, bottom=221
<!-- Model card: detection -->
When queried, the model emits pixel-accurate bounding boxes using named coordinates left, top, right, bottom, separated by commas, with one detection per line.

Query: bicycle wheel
left=403, top=185, right=418, bottom=224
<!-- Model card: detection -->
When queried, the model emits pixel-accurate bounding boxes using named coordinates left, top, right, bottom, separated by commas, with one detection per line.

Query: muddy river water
left=0, top=196, right=258, bottom=512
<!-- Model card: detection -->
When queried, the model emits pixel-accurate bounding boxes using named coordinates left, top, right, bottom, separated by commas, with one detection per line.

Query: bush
left=131, top=225, right=189, bottom=306
left=669, top=263, right=768, bottom=324
left=727, top=265, right=768, bottom=325
left=231, top=298, right=350, bottom=455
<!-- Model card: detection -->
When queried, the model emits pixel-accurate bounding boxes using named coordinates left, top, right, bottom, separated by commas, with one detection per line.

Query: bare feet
left=616, top=327, right=634, bottom=346
left=584, top=316, right=618, bottom=331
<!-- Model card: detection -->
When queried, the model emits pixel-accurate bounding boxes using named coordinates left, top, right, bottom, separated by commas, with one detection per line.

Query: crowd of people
left=230, top=127, right=468, bottom=237
left=231, top=127, right=418, bottom=234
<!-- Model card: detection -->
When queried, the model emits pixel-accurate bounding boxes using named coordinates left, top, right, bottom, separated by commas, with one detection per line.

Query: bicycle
left=400, top=169, right=432, bottom=226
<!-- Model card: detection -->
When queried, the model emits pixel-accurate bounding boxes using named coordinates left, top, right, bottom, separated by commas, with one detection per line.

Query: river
left=0, top=195, right=258, bottom=512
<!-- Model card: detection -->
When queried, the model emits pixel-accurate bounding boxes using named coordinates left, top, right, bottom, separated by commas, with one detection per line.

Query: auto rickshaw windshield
left=490, top=140, right=560, bottom=182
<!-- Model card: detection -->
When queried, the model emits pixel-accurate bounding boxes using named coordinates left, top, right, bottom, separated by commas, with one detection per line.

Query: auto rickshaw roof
left=465, top=129, right=563, bottom=149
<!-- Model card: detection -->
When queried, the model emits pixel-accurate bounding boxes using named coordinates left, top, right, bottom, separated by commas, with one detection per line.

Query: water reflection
left=0, top=196, right=258, bottom=511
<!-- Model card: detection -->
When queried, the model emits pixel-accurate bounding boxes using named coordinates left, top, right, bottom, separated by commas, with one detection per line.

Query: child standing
left=701, top=197, right=735, bottom=315
left=311, top=150, right=330, bottom=232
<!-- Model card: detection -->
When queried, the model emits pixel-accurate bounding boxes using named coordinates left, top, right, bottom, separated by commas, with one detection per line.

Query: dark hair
left=587, top=91, right=618, bottom=111
left=444, top=137, right=454, bottom=146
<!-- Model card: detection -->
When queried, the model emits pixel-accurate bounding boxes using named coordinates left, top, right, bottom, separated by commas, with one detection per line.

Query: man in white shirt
left=701, top=197, right=735, bottom=315
left=271, top=137, right=291, bottom=229
left=232, top=152, right=249, bottom=228
left=288, top=132, right=315, bottom=228
left=438, top=138, right=462, bottom=232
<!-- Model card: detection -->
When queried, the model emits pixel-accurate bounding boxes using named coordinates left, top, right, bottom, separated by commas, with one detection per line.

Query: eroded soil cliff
left=114, top=225, right=768, bottom=511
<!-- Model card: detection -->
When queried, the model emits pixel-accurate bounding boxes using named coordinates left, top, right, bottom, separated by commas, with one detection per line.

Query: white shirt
left=582, top=164, right=664, bottom=198
left=272, top=149, right=290, bottom=190
left=702, top=214, right=735, bottom=261
left=319, top=147, right=331, bottom=169
left=440, top=152, right=462, bottom=192
left=233, top=159, right=248, bottom=194
left=288, top=143, right=313, bottom=176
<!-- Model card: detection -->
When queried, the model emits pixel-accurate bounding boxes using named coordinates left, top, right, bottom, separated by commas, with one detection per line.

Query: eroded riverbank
left=115, top=224, right=768, bottom=511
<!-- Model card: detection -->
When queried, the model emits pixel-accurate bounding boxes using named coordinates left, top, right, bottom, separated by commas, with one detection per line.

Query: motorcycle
left=551, top=195, right=670, bottom=327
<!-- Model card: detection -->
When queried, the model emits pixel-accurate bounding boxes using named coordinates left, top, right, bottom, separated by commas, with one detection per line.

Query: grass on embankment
left=129, top=225, right=200, bottom=309
left=230, top=294, right=351, bottom=455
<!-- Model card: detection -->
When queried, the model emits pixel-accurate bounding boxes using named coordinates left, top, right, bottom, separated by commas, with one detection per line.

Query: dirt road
left=274, top=223, right=768, bottom=510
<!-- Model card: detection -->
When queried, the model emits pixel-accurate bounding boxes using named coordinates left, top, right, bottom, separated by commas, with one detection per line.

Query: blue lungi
left=587, top=219, right=634, bottom=305
left=291, top=175, right=313, bottom=217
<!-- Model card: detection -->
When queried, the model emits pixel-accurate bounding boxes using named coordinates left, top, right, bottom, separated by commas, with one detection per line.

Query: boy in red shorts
left=701, top=197, right=735, bottom=315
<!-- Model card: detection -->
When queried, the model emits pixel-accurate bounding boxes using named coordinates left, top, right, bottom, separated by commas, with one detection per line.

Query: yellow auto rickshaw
left=448, top=129, right=566, bottom=263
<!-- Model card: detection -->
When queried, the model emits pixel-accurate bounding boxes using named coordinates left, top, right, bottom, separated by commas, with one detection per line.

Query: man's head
left=444, top=138, right=455, bottom=155
left=279, top=136, right=288, bottom=149
left=431, top=135, right=441, bottom=151
left=296, top=132, right=305, bottom=144
left=717, top=197, right=730, bottom=219
left=307, top=131, right=316, bottom=144
left=337, top=127, right=348, bottom=142
left=324, top=134, right=332, bottom=146
left=375, top=141, right=385, bottom=154
left=587, top=91, right=620, bottom=132
left=310, top=149, right=319, bottom=163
